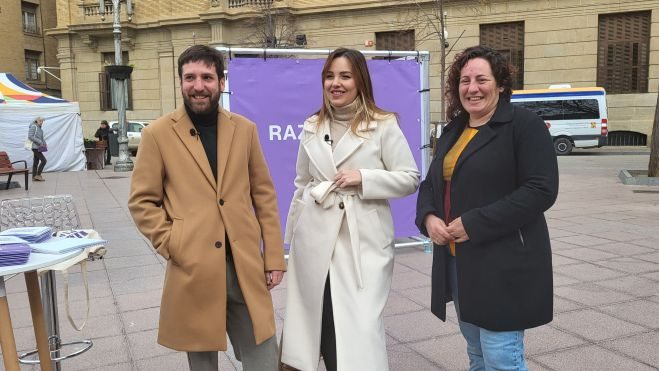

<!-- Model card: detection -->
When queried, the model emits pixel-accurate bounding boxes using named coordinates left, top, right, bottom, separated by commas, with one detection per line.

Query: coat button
left=215, top=241, right=222, bottom=248
left=339, top=201, right=345, bottom=209
left=219, top=199, right=225, bottom=206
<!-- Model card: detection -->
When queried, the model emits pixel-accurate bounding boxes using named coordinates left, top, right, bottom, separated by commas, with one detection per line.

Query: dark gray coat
left=416, top=100, right=559, bottom=331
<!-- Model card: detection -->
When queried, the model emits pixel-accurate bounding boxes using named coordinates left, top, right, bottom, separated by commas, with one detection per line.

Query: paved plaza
left=1, top=147, right=658, bottom=370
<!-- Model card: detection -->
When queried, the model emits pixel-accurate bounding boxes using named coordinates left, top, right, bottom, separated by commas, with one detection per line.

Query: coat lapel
left=453, top=100, right=514, bottom=174
left=453, top=125, right=496, bottom=174
left=171, top=107, right=216, bottom=190
left=332, top=120, right=373, bottom=168
left=433, top=120, right=463, bottom=181
left=302, top=119, right=336, bottom=180
left=217, top=109, right=236, bottom=193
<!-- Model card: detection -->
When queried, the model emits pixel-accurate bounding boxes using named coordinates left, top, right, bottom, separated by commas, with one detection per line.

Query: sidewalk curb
left=618, top=169, right=659, bottom=185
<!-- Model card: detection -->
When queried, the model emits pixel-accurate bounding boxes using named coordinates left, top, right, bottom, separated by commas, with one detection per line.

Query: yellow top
left=442, top=127, right=479, bottom=255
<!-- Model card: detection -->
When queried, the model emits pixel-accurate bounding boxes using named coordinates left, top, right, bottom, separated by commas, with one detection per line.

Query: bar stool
left=0, top=195, right=94, bottom=371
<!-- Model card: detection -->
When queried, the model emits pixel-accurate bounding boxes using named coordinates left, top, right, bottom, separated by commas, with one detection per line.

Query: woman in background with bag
left=27, top=116, right=47, bottom=181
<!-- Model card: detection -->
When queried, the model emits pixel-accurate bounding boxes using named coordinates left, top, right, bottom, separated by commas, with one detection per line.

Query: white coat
left=281, top=113, right=420, bottom=371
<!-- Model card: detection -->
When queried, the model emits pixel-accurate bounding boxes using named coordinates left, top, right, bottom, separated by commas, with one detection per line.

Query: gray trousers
left=187, top=256, right=278, bottom=371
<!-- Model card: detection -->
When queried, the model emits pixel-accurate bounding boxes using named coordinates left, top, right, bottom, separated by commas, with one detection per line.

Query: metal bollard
left=423, top=238, right=433, bottom=254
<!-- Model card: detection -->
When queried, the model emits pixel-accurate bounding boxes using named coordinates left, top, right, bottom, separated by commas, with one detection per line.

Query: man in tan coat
left=128, top=45, right=286, bottom=371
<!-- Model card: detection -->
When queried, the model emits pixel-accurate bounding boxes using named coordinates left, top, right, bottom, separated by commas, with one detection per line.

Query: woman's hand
left=447, top=217, right=470, bottom=243
left=424, top=214, right=454, bottom=245
left=334, top=169, right=362, bottom=188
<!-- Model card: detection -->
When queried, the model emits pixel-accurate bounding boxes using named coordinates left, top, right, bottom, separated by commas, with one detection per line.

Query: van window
left=513, top=99, right=600, bottom=121
left=562, top=99, right=599, bottom=120
left=514, top=101, right=563, bottom=120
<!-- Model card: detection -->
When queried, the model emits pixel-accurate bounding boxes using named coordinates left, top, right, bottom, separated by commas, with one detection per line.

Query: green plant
left=84, top=138, right=96, bottom=148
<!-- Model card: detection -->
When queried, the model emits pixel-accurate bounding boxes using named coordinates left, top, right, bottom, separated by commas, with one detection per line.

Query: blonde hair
left=316, top=48, right=393, bottom=134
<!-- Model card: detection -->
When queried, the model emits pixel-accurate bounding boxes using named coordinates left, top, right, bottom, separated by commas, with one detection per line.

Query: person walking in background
left=416, top=45, right=559, bottom=371
left=128, top=45, right=286, bottom=371
left=280, top=48, right=420, bottom=371
left=95, top=120, right=112, bottom=165
left=28, top=116, right=47, bottom=181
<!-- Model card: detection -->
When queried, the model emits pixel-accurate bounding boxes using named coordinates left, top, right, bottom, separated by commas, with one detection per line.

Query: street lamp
left=37, top=66, right=61, bottom=81
left=99, top=0, right=134, bottom=172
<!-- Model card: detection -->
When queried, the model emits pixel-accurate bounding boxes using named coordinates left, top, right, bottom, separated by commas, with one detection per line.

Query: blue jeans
left=448, top=255, right=528, bottom=371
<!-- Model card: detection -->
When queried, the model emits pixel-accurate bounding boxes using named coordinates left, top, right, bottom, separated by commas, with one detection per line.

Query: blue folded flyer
left=0, top=226, right=53, bottom=243
left=0, top=242, right=31, bottom=267
left=29, top=237, right=106, bottom=255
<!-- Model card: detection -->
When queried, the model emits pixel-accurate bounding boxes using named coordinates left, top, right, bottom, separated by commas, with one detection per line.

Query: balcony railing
left=82, top=3, right=115, bottom=17
left=228, top=0, right=274, bottom=8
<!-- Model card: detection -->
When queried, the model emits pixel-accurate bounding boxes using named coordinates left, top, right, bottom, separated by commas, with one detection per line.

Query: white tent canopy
left=0, top=73, right=86, bottom=172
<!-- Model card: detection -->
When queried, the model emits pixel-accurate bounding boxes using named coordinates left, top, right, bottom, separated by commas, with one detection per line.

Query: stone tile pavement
left=1, top=147, right=658, bottom=370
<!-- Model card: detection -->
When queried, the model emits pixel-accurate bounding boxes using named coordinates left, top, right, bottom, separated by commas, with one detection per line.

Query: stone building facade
left=50, top=0, right=658, bottom=144
left=1, top=0, right=61, bottom=96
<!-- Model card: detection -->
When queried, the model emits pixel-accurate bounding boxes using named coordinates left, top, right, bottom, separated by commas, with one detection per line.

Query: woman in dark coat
left=416, top=46, right=559, bottom=370
left=94, top=120, right=112, bottom=165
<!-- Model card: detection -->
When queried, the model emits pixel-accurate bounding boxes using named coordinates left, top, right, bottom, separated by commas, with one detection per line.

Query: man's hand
left=265, top=270, right=284, bottom=290
left=424, top=214, right=454, bottom=245
left=334, top=169, right=362, bottom=188
left=447, top=217, right=470, bottom=243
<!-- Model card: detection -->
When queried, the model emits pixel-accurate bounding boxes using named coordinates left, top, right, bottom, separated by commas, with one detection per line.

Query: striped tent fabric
left=0, top=73, right=68, bottom=104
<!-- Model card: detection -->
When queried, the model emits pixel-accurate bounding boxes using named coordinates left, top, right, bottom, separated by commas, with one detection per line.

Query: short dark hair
left=177, top=45, right=225, bottom=80
left=101, top=120, right=108, bottom=125
left=446, top=45, right=514, bottom=119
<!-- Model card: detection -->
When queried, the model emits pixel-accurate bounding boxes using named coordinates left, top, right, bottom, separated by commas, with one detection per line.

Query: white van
left=511, top=86, right=608, bottom=155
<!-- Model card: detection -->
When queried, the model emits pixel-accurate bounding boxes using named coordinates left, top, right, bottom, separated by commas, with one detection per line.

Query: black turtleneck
left=185, top=104, right=219, bottom=181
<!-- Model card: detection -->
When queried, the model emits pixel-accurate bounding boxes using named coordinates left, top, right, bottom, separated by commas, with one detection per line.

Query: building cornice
left=286, top=0, right=415, bottom=14
left=65, top=0, right=418, bottom=29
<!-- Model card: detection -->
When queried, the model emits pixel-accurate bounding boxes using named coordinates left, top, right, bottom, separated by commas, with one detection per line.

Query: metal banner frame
left=214, top=47, right=432, bottom=250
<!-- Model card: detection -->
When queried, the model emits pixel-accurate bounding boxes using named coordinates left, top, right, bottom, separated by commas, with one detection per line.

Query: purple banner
left=228, top=57, right=422, bottom=237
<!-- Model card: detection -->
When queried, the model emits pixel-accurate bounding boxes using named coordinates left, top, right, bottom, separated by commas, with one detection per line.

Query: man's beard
left=183, top=93, right=219, bottom=115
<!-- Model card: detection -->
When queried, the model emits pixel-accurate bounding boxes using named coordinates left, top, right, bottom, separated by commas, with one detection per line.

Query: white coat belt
left=309, top=181, right=364, bottom=289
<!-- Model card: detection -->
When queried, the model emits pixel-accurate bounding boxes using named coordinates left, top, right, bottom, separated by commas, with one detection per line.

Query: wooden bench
left=0, top=151, right=29, bottom=190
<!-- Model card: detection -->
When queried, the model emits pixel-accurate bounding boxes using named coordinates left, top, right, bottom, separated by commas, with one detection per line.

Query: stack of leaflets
left=0, top=226, right=53, bottom=243
left=0, top=236, right=31, bottom=267
left=29, top=237, right=107, bottom=255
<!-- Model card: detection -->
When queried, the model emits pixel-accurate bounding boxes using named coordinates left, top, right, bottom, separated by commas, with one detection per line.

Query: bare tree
left=241, top=0, right=297, bottom=48
left=649, top=88, right=659, bottom=177
left=389, top=0, right=489, bottom=152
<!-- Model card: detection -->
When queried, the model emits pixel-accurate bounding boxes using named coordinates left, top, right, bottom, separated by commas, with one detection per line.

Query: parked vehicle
left=109, top=121, right=149, bottom=155
left=511, top=86, right=608, bottom=155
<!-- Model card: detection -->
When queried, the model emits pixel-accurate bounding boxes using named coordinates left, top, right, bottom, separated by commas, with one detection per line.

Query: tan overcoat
left=128, top=106, right=286, bottom=351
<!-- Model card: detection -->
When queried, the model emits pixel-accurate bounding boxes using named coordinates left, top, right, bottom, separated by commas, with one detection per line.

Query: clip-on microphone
left=190, top=128, right=201, bottom=140
left=324, top=134, right=333, bottom=145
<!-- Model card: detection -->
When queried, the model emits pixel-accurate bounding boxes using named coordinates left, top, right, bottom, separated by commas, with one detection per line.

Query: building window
left=480, top=22, right=525, bottom=90
left=597, top=11, right=650, bottom=94
left=25, top=50, right=41, bottom=80
left=22, top=2, right=39, bottom=34
left=100, top=52, right=133, bottom=111
left=375, top=30, right=415, bottom=59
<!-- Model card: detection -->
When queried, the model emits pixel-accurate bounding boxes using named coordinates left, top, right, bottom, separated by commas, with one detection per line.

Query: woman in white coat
left=281, top=48, right=420, bottom=371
